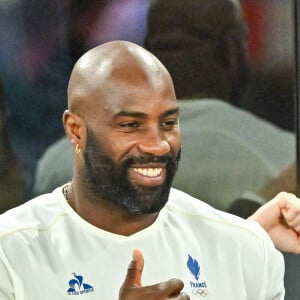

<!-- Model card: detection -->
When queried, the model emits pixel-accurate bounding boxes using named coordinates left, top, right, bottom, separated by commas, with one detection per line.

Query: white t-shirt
left=0, top=186, right=284, bottom=299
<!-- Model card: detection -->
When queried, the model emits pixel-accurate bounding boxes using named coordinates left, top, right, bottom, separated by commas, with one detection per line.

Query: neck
left=64, top=181, right=159, bottom=236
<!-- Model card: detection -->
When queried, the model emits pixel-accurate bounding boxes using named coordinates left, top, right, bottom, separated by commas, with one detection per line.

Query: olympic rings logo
left=192, top=288, right=209, bottom=297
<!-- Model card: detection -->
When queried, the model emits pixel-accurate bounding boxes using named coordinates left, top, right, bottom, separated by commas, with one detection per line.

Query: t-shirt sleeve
left=0, top=251, right=15, bottom=300
left=256, top=224, right=285, bottom=300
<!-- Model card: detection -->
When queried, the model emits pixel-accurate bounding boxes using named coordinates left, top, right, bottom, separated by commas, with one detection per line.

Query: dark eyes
left=118, top=118, right=178, bottom=131
left=119, top=120, right=177, bottom=128
left=161, top=119, right=178, bottom=127
left=119, top=121, right=140, bottom=128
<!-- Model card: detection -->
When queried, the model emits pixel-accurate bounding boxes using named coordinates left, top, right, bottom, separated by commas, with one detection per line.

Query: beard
left=83, top=127, right=181, bottom=215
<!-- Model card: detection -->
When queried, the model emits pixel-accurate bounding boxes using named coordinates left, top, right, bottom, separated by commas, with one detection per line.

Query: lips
left=128, top=165, right=166, bottom=186
left=133, top=167, right=163, bottom=177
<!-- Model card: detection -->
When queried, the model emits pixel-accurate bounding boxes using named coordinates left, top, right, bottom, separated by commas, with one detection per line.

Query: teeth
left=133, top=168, right=162, bottom=177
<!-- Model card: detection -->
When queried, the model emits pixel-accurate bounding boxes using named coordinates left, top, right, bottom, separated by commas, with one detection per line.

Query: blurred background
left=0, top=0, right=296, bottom=207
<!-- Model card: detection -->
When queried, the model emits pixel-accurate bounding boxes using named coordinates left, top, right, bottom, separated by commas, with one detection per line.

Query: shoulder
left=166, top=188, right=284, bottom=289
left=167, top=188, right=273, bottom=243
left=178, top=98, right=239, bottom=118
left=0, top=186, right=67, bottom=239
left=178, top=98, right=294, bottom=138
left=166, top=188, right=284, bottom=282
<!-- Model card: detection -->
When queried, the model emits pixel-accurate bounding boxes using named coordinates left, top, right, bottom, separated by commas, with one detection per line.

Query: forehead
left=101, top=79, right=178, bottom=118
left=90, top=61, right=178, bottom=118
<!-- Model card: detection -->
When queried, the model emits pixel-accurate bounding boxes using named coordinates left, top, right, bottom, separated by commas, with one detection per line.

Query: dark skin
left=248, top=192, right=300, bottom=254
left=63, top=41, right=189, bottom=299
left=119, top=248, right=189, bottom=300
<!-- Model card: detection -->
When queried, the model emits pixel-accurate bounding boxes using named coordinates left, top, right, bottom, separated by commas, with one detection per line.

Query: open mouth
left=128, top=165, right=166, bottom=186
left=133, top=167, right=163, bottom=177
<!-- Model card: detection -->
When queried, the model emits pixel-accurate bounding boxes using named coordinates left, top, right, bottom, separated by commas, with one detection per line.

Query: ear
left=62, top=110, right=86, bottom=148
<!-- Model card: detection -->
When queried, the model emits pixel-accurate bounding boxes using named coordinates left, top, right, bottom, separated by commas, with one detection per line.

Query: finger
left=159, top=278, right=184, bottom=297
left=278, top=192, right=300, bottom=212
left=284, top=213, right=300, bottom=231
left=280, top=194, right=300, bottom=226
left=180, top=292, right=190, bottom=299
left=170, top=292, right=190, bottom=300
left=294, top=224, right=300, bottom=233
left=123, top=248, right=144, bottom=288
left=136, top=278, right=185, bottom=299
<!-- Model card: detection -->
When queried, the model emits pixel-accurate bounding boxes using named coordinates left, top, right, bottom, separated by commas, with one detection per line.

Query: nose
left=137, top=130, right=171, bottom=156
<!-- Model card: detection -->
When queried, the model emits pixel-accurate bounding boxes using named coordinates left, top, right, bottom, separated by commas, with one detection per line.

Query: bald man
left=0, top=41, right=287, bottom=299
left=33, top=0, right=295, bottom=214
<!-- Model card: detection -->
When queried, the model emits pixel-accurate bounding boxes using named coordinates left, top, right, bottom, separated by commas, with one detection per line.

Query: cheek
left=101, top=135, right=137, bottom=161
left=167, top=131, right=181, bottom=153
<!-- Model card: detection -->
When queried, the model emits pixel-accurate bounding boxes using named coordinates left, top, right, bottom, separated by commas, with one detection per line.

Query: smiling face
left=67, top=41, right=181, bottom=214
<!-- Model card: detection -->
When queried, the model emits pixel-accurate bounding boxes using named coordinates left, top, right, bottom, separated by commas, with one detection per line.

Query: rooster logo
left=67, top=273, right=93, bottom=294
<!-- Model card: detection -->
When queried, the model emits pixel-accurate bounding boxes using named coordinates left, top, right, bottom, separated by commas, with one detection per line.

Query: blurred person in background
left=0, top=80, right=23, bottom=212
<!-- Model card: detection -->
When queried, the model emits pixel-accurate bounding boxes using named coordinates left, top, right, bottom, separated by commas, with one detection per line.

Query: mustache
left=123, top=150, right=181, bottom=167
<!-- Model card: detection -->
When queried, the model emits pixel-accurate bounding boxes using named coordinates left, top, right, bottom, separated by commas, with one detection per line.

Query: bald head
left=67, top=40, right=174, bottom=116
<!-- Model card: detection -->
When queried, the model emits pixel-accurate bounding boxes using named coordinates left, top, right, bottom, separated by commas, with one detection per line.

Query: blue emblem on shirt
left=187, top=254, right=200, bottom=280
left=187, top=254, right=209, bottom=297
left=67, top=273, right=94, bottom=295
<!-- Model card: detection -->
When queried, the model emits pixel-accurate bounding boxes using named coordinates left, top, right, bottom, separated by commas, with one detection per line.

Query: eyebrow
left=113, top=107, right=180, bottom=119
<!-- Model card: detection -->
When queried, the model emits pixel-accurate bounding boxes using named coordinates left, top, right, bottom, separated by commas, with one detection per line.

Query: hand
left=119, top=248, right=190, bottom=300
left=248, top=192, right=300, bottom=253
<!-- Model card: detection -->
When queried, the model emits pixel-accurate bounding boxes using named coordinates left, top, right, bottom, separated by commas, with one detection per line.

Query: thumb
left=123, top=248, right=144, bottom=288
